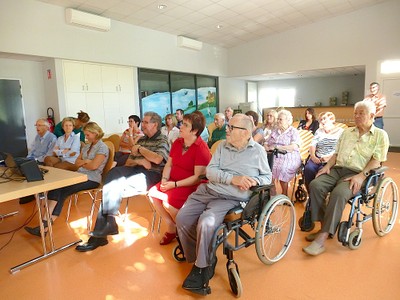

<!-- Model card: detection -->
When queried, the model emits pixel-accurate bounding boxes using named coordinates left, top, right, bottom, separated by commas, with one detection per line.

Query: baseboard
left=389, top=146, right=400, bottom=153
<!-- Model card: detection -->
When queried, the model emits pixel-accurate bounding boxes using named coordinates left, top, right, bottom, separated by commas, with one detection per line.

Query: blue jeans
left=374, top=117, right=384, bottom=129
left=304, top=159, right=324, bottom=191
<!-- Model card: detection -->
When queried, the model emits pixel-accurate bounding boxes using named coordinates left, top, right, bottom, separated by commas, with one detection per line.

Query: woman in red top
left=148, top=111, right=211, bottom=245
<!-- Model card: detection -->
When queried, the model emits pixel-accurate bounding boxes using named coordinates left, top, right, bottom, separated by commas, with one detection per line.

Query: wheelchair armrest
left=250, top=184, right=274, bottom=193
left=369, top=166, right=388, bottom=176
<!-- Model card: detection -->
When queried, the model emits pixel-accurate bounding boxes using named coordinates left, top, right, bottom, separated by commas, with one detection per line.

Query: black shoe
left=75, top=237, right=108, bottom=252
left=19, top=195, right=35, bottom=204
left=182, top=265, right=211, bottom=295
left=90, top=215, right=119, bottom=237
left=24, top=220, right=50, bottom=237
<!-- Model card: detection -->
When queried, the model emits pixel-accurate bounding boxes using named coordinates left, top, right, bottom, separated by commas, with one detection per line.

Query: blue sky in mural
left=142, top=87, right=217, bottom=124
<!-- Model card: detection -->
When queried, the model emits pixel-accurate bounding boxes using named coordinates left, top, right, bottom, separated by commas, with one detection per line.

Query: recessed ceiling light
left=216, top=24, right=223, bottom=29
left=158, top=4, right=167, bottom=10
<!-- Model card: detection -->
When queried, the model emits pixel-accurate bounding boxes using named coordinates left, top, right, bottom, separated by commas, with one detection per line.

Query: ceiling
left=36, top=0, right=387, bottom=49
left=2, top=0, right=378, bottom=80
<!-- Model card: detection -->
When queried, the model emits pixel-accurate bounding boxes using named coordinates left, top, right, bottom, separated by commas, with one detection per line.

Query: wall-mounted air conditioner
left=177, top=36, right=203, bottom=51
left=65, top=8, right=111, bottom=32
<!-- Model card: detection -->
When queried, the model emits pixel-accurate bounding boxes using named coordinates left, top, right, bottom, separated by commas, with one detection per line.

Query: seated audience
left=264, top=110, right=301, bottom=196
left=44, top=117, right=80, bottom=171
left=24, top=122, right=109, bottom=236
left=176, top=113, right=272, bottom=295
left=297, top=107, right=319, bottom=134
left=303, top=101, right=389, bottom=256
left=115, top=115, right=143, bottom=166
left=263, top=109, right=277, bottom=141
left=208, top=113, right=226, bottom=148
left=148, top=111, right=211, bottom=245
left=245, top=110, right=264, bottom=144
left=20, top=118, right=57, bottom=204
left=304, top=112, right=344, bottom=190
left=54, top=110, right=90, bottom=142
left=160, top=113, right=180, bottom=147
left=75, top=112, right=169, bottom=252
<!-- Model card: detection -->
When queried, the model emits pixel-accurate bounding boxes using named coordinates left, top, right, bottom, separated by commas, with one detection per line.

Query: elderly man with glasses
left=19, top=118, right=57, bottom=204
left=75, top=111, right=169, bottom=252
left=176, top=113, right=272, bottom=295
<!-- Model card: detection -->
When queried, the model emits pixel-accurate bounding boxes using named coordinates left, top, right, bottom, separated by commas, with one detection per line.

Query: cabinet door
left=65, top=92, right=87, bottom=116
left=101, top=65, right=119, bottom=93
left=103, top=93, right=124, bottom=134
left=117, top=67, right=134, bottom=93
left=84, top=64, right=103, bottom=92
left=86, top=93, right=105, bottom=130
left=64, top=61, right=85, bottom=92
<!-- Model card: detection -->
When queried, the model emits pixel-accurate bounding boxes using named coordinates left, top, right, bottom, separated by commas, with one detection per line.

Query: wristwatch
left=363, top=170, right=370, bottom=177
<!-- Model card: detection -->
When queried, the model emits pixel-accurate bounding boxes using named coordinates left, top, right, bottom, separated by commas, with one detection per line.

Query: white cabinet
left=62, top=60, right=135, bottom=135
left=101, top=65, right=135, bottom=133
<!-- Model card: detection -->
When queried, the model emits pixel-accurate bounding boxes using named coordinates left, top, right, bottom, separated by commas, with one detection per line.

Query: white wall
left=258, top=74, right=365, bottom=108
left=228, top=0, right=400, bottom=90
left=0, top=0, right=227, bottom=77
left=218, top=77, right=247, bottom=111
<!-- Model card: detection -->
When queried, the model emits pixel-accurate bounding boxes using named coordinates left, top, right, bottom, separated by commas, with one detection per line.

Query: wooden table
left=0, top=167, right=87, bottom=274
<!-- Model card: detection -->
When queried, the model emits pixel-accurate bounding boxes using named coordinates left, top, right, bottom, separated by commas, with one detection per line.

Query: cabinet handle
left=116, top=86, right=118, bottom=92
left=119, top=84, right=121, bottom=92
left=82, top=85, right=85, bottom=91
left=86, top=83, right=88, bottom=91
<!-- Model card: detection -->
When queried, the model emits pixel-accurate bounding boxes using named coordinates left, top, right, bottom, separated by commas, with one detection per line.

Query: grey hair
left=233, top=113, right=254, bottom=132
left=278, top=109, right=293, bottom=125
left=144, top=111, right=162, bottom=130
left=355, top=100, right=376, bottom=115
left=214, top=112, right=225, bottom=120
left=36, top=118, right=50, bottom=129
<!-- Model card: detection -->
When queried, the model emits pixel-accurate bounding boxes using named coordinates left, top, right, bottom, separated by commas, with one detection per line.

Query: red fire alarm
left=47, top=69, right=52, bottom=79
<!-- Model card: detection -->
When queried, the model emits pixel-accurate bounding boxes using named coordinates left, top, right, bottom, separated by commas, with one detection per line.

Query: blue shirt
left=52, top=132, right=81, bottom=163
left=206, top=139, right=272, bottom=200
left=27, top=131, right=57, bottom=162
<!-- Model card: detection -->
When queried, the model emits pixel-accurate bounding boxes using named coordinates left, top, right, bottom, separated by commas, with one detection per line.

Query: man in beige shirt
left=303, top=101, right=389, bottom=256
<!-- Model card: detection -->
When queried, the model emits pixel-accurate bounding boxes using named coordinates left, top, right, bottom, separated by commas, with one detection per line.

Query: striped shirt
left=131, top=131, right=169, bottom=173
left=312, top=127, right=344, bottom=158
left=363, top=93, right=386, bottom=117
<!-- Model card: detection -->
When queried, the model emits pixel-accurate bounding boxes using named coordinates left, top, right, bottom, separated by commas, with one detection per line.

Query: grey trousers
left=309, top=166, right=358, bottom=235
left=176, top=184, right=244, bottom=268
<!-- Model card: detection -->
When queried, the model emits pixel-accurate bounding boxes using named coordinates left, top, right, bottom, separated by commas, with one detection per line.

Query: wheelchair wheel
left=172, top=245, right=186, bottom=262
left=372, top=177, right=399, bottom=237
left=255, top=195, right=296, bottom=265
left=298, top=215, right=315, bottom=232
left=337, top=221, right=349, bottom=244
left=227, top=262, right=242, bottom=298
left=295, top=188, right=308, bottom=203
left=348, top=229, right=362, bottom=250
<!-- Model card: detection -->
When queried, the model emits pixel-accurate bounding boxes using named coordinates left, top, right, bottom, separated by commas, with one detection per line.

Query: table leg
left=9, top=192, right=81, bottom=274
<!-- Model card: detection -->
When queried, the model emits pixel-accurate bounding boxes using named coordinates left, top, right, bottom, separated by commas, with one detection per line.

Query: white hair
left=356, top=100, right=376, bottom=115
left=278, top=109, right=293, bottom=125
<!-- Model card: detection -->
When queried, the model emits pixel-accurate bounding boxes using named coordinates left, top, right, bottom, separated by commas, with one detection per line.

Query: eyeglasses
left=35, top=124, right=46, bottom=127
left=227, top=124, right=247, bottom=131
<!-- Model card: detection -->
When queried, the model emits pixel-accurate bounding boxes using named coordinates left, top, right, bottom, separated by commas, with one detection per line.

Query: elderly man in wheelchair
left=176, top=114, right=277, bottom=296
left=303, top=100, right=391, bottom=256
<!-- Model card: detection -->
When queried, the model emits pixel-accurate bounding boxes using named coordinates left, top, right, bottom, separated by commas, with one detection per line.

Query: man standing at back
left=176, top=109, right=184, bottom=129
left=75, top=111, right=169, bottom=252
left=20, top=118, right=56, bottom=204
left=363, top=82, right=386, bottom=129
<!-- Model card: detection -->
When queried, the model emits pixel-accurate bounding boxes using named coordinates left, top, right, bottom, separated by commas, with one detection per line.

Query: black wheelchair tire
left=172, top=245, right=186, bottom=262
left=227, top=264, right=242, bottom=298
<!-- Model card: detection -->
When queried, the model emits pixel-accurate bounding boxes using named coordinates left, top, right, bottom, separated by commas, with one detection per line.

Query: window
left=259, top=87, right=295, bottom=109
left=139, top=69, right=218, bottom=125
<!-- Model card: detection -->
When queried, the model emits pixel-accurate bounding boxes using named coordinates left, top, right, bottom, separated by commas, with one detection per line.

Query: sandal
left=159, top=232, right=176, bottom=245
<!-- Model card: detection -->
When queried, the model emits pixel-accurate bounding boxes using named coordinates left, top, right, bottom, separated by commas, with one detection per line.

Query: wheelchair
left=292, top=161, right=308, bottom=203
left=337, top=166, right=398, bottom=249
left=173, top=150, right=296, bottom=297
